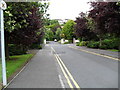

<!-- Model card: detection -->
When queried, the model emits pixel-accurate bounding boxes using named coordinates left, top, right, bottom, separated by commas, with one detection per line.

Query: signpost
left=0, top=0, right=7, bottom=86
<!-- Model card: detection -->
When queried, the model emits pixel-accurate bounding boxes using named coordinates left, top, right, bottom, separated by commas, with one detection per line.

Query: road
left=6, top=41, right=118, bottom=89
left=50, top=41, right=118, bottom=88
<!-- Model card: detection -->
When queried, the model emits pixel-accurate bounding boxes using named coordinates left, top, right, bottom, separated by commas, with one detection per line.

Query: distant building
left=54, top=19, right=70, bottom=25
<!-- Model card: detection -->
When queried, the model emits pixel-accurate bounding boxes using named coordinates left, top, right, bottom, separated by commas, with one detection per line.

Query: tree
left=55, top=28, right=62, bottom=40
left=74, top=12, right=98, bottom=41
left=45, top=19, right=61, bottom=40
left=45, top=28, right=54, bottom=41
left=46, top=20, right=60, bottom=34
left=88, top=2, right=120, bottom=45
left=61, top=20, right=76, bottom=40
left=4, top=2, right=49, bottom=59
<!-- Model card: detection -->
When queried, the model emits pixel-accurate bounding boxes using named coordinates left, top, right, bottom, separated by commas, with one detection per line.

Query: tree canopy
left=61, top=20, right=76, bottom=40
left=4, top=2, right=49, bottom=59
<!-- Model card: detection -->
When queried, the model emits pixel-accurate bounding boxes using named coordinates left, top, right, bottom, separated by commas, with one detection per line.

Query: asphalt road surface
left=50, top=41, right=118, bottom=88
left=7, top=41, right=119, bottom=89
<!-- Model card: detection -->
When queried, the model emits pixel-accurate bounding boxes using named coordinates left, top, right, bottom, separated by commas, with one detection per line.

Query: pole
left=0, top=0, right=7, bottom=86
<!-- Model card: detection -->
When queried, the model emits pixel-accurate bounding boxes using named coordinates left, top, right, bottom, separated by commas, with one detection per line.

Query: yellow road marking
left=51, top=47, right=80, bottom=89
left=69, top=46, right=119, bottom=61
left=54, top=54, right=73, bottom=88
left=56, top=54, right=80, bottom=89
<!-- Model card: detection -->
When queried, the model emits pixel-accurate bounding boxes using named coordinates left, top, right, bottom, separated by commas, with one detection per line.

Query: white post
left=73, top=38, right=76, bottom=44
left=61, top=39, right=64, bottom=44
left=0, top=0, right=7, bottom=86
left=44, top=39, right=46, bottom=44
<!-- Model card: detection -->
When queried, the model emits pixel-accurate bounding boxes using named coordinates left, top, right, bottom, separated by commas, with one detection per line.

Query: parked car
left=54, top=39, right=57, bottom=42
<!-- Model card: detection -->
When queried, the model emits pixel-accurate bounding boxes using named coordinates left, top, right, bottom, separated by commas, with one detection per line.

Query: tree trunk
left=99, top=38, right=102, bottom=47
left=5, top=35, right=10, bottom=60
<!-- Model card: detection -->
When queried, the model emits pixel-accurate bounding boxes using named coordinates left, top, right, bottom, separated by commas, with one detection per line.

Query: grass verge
left=107, top=49, right=119, bottom=52
left=6, top=54, right=33, bottom=78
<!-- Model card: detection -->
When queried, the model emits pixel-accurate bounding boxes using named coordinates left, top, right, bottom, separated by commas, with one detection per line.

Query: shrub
left=58, top=40, right=61, bottom=43
left=87, top=38, right=120, bottom=50
left=87, top=41, right=99, bottom=48
left=68, top=40, right=73, bottom=43
left=29, top=44, right=42, bottom=49
left=101, top=38, right=120, bottom=49
left=76, top=42, right=80, bottom=46
left=99, top=45, right=108, bottom=49
left=79, top=41, right=88, bottom=46
left=9, top=44, right=27, bottom=56
left=64, top=42, right=70, bottom=44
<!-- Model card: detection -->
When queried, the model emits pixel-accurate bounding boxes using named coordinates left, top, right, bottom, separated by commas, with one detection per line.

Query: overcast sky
left=47, top=0, right=91, bottom=20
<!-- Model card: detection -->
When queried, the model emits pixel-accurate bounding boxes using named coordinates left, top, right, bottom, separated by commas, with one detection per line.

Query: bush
left=76, top=42, right=80, bottom=46
left=87, top=41, right=99, bottom=48
left=64, top=40, right=73, bottom=44
left=58, top=40, right=61, bottom=43
left=68, top=40, right=73, bottom=43
left=101, top=38, right=120, bottom=49
left=99, top=45, right=108, bottom=49
left=87, top=38, right=120, bottom=50
left=79, top=41, right=88, bottom=46
left=64, top=42, right=70, bottom=44
left=9, top=44, right=27, bottom=56
left=29, top=44, right=42, bottom=49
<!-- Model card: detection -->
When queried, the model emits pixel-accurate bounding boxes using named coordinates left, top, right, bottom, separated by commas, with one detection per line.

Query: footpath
left=6, top=45, right=61, bottom=88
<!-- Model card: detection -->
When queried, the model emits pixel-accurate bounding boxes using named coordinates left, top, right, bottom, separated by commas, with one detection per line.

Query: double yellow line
left=69, top=46, right=119, bottom=61
left=51, top=47, right=80, bottom=89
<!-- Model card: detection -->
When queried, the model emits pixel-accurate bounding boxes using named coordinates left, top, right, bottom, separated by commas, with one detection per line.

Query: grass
left=6, top=54, right=33, bottom=78
left=108, top=49, right=119, bottom=52
left=0, top=54, right=33, bottom=89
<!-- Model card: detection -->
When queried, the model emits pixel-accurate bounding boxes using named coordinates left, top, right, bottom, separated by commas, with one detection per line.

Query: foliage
left=45, top=28, right=54, bottom=41
left=86, top=38, right=120, bottom=49
left=9, top=44, right=27, bottom=56
left=46, top=20, right=60, bottom=33
left=4, top=2, right=49, bottom=59
left=88, top=2, right=120, bottom=36
left=75, top=12, right=98, bottom=41
left=100, top=38, right=120, bottom=49
left=55, top=28, right=62, bottom=40
left=62, top=20, right=76, bottom=40
left=75, top=2, right=120, bottom=50
left=79, top=41, right=89, bottom=46
left=76, top=42, right=80, bottom=46
left=75, top=13, right=88, bottom=38
left=45, top=19, right=61, bottom=40
left=64, top=42, right=70, bottom=44
left=29, top=44, right=42, bottom=49
left=87, top=41, right=100, bottom=48
left=5, top=2, right=46, bottom=46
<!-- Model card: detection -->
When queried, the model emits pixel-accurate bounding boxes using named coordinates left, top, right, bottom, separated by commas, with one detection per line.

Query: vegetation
left=6, top=54, right=33, bottom=78
left=61, top=20, right=76, bottom=41
left=75, top=2, right=120, bottom=51
left=45, top=28, right=54, bottom=41
left=0, top=2, right=49, bottom=84
left=55, top=28, right=62, bottom=40
left=45, top=20, right=61, bottom=41
left=4, top=2, right=49, bottom=59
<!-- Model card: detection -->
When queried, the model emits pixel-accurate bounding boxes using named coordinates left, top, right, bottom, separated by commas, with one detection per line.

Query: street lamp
left=0, top=0, right=7, bottom=86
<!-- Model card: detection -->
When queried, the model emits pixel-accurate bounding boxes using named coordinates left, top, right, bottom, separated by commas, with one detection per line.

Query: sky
left=47, top=0, right=91, bottom=20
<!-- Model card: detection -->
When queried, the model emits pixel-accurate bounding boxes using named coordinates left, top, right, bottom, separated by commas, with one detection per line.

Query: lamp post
left=0, top=0, right=7, bottom=86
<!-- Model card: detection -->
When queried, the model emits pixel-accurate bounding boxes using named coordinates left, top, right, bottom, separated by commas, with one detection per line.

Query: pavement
left=5, top=41, right=119, bottom=89
left=73, top=45, right=119, bottom=59
left=6, top=45, right=62, bottom=88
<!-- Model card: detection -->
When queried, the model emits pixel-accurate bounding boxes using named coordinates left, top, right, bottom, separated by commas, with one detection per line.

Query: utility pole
left=0, top=0, right=7, bottom=86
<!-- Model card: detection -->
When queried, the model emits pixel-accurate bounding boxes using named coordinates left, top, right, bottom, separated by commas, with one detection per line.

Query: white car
left=54, top=39, right=57, bottom=42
